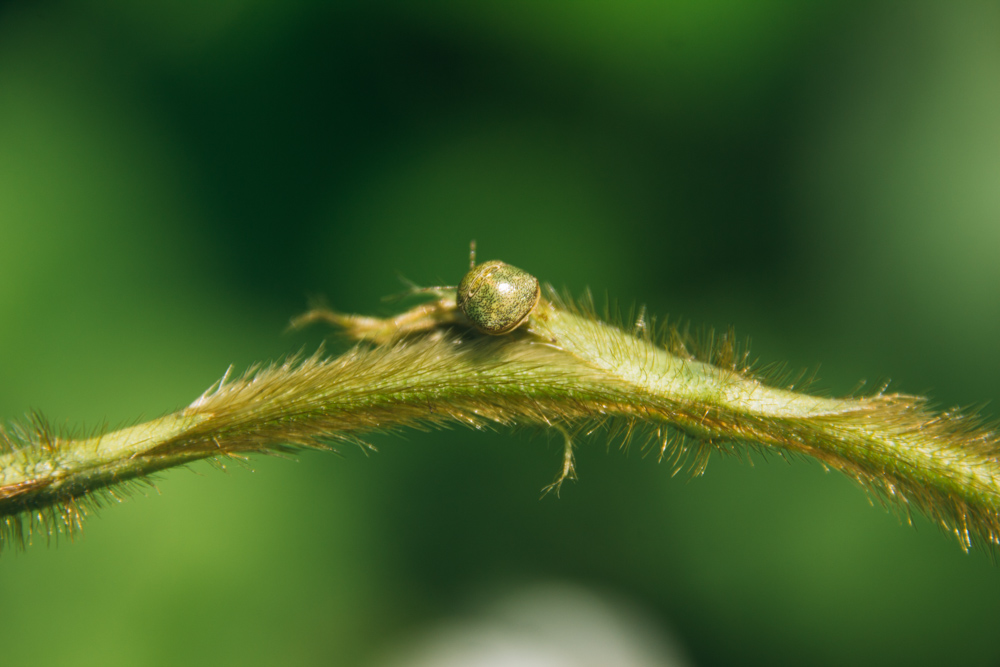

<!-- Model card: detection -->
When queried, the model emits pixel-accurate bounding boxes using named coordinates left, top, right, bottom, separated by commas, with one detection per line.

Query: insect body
left=292, top=245, right=542, bottom=342
left=457, top=259, right=541, bottom=335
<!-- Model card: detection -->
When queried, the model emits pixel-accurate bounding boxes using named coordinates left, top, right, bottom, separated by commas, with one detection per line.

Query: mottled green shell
left=457, top=260, right=541, bottom=335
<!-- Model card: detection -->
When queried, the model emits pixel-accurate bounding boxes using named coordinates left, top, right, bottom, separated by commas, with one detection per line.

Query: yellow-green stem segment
left=2, top=293, right=998, bottom=552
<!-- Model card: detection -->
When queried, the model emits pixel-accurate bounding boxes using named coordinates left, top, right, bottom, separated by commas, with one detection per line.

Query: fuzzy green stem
left=2, top=292, right=998, bottom=552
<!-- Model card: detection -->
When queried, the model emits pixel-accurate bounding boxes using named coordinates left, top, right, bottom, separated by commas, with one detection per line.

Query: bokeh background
left=2, top=2, right=1000, bottom=665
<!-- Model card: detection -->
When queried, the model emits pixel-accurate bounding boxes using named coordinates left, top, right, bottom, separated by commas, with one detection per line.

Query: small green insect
left=457, top=244, right=541, bottom=335
left=291, top=242, right=542, bottom=342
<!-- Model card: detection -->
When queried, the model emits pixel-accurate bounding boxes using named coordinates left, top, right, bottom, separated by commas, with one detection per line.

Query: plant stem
left=2, top=293, right=999, bottom=552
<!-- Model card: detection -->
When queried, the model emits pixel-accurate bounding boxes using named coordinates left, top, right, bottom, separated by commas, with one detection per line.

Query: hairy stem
left=2, top=291, right=998, bottom=552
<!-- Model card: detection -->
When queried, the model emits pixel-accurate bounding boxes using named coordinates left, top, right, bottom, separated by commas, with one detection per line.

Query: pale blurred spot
left=378, top=582, right=688, bottom=667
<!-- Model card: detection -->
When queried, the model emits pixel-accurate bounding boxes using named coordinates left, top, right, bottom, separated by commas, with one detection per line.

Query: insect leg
left=541, top=425, right=577, bottom=498
left=290, top=298, right=460, bottom=344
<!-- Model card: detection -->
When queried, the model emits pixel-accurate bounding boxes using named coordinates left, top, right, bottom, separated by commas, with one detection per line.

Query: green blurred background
left=2, top=2, right=1000, bottom=665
